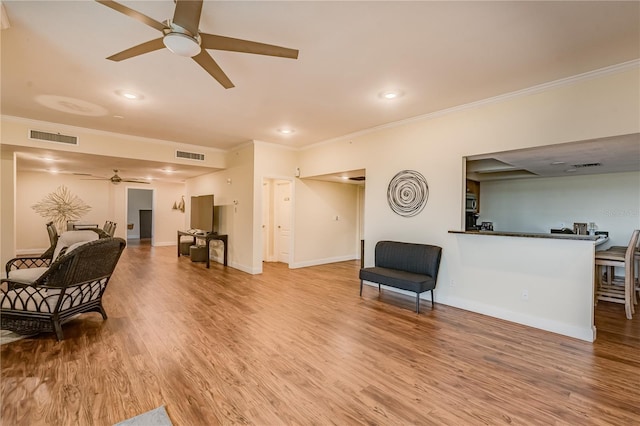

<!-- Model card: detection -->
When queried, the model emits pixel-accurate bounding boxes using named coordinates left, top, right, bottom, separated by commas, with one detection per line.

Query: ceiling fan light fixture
left=163, top=33, right=201, bottom=57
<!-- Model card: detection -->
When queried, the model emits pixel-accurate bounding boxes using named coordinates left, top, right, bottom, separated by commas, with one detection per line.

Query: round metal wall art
left=387, top=170, right=429, bottom=217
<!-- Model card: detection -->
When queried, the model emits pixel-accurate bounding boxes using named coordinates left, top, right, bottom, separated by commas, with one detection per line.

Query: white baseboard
left=289, top=254, right=357, bottom=269
left=361, top=282, right=595, bottom=342
left=436, top=294, right=595, bottom=342
left=127, top=234, right=140, bottom=239
left=152, top=241, right=175, bottom=247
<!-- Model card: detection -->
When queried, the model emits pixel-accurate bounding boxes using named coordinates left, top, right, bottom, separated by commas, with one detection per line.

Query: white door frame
left=261, top=176, right=294, bottom=265
left=126, top=187, right=155, bottom=245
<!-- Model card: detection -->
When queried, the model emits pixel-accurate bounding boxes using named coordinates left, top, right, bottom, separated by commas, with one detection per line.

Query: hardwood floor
left=2, top=244, right=639, bottom=425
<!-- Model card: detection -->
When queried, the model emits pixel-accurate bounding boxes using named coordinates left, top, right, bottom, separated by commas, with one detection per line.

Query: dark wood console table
left=177, top=230, right=228, bottom=268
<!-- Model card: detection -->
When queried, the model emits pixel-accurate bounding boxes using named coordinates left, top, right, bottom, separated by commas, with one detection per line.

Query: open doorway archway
left=127, top=188, right=154, bottom=246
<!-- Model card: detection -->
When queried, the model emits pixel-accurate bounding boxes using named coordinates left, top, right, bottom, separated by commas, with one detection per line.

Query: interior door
left=139, top=210, right=152, bottom=239
left=275, top=181, right=291, bottom=264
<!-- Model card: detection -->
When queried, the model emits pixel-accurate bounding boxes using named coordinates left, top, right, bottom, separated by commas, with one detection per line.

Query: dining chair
left=103, top=221, right=117, bottom=237
left=595, top=229, right=640, bottom=319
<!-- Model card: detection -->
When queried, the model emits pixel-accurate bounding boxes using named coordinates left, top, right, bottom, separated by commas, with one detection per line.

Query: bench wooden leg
left=378, top=283, right=381, bottom=292
left=359, top=280, right=363, bottom=296
left=431, top=290, right=434, bottom=308
left=416, top=293, right=420, bottom=313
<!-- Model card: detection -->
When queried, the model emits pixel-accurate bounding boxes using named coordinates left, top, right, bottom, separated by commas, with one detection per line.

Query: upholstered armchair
left=1, top=237, right=126, bottom=340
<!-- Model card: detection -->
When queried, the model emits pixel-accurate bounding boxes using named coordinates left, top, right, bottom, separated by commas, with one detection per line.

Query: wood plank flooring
left=2, top=244, right=639, bottom=425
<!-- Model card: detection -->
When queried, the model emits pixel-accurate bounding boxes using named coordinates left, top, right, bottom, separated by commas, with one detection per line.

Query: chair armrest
left=5, top=257, right=51, bottom=277
left=1, top=278, right=37, bottom=291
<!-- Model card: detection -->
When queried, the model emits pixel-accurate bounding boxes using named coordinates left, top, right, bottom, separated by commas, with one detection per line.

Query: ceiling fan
left=80, top=169, right=150, bottom=185
left=95, top=0, right=299, bottom=89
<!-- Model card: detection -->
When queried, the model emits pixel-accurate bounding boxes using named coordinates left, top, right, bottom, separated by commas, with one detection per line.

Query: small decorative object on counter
left=481, top=222, right=493, bottom=231
left=573, top=222, right=588, bottom=235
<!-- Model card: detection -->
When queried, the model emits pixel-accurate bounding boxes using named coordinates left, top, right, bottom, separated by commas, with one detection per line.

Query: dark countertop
left=448, top=230, right=607, bottom=243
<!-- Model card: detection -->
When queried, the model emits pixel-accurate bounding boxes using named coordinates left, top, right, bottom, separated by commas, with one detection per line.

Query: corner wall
left=296, top=66, right=640, bottom=340
left=187, top=144, right=256, bottom=273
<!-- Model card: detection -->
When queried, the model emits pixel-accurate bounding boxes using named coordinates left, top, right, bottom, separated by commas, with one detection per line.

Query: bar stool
left=604, top=237, right=640, bottom=305
left=594, top=230, right=639, bottom=319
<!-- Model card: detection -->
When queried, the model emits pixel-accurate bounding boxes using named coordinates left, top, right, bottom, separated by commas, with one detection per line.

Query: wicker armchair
left=1, top=237, right=126, bottom=340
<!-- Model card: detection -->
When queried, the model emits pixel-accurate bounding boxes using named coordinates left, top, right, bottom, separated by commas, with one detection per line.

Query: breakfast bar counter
left=449, top=230, right=609, bottom=245
left=446, top=229, right=603, bottom=342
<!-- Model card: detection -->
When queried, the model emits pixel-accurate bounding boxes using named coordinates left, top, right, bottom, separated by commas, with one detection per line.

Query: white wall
left=478, top=171, right=640, bottom=246
left=296, top=65, right=640, bottom=340
left=0, top=151, right=16, bottom=268
left=127, top=188, right=153, bottom=239
left=292, top=179, right=360, bottom=268
left=253, top=142, right=297, bottom=271
left=15, top=171, right=186, bottom=252
left=1, top=116, right=227, bottom=170
left=187, top=144, right=255, bottom=273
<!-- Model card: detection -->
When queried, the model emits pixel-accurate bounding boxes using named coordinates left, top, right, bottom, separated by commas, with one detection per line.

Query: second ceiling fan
left=96, top=0, right=299, bottom=89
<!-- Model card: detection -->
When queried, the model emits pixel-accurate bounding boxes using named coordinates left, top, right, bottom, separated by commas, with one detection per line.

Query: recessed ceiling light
left=163, top=168, right=174, bottom=174
left=341, top=176, right=349, bottom=180
left=116, top=90, right=143, bottom=100
left=41, top=156, right=55, bottom=162
left=565, top=168, right=577, bottom=173
left=49, top=169, right=59, bottom=174
left=380, top=90, right=403, bottom=100
left=550, top=161, right=566, bottom=165
left=278, top=128, right=295, bottom=135
left=113, top=115, right=124, bottom=119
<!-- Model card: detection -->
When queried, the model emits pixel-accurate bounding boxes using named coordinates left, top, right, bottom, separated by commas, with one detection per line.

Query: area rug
left=114, top=406, right=173, bottom=426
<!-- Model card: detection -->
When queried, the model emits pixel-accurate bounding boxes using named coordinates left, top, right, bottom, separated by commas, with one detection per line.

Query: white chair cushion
left=0, top=286, right=57, bottom=312
left=7, top=267, right=48, bottom=284
left=53, top=231, right=98, bottom=260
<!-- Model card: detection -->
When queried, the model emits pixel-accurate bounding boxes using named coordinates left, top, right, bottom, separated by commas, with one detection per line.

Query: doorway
left=127, top=188, right=154, bottom=245
left=262, top=178, right=293, bottom=264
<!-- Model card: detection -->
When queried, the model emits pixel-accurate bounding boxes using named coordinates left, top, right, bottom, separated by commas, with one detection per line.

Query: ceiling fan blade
left=121, top=179, right=150, bottom=184
left=192, top=50, right=234, bottom=89
left=200, top=33, right=299, bottom=59
left=95, top=1, right=166, bottom=32
left=172, top=0, right=203, bottom=36
left=107, top=38, right=165, bottom=61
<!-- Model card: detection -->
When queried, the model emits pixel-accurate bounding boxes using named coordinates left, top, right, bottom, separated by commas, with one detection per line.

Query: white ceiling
left=2, top=1, right=639, bottom=180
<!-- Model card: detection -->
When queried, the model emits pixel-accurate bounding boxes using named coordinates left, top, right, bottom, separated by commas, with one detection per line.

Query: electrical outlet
left=521, top=289, right=529, bottom=300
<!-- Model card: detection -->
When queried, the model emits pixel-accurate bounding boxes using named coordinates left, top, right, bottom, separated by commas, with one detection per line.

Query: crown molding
left=302, top=59, right=640, bottom=151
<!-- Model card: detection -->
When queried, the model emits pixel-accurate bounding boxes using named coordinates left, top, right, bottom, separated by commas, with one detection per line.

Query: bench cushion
left=374, top=241, right=441, bottom=277
left=360, top=266, right=436, bottom=294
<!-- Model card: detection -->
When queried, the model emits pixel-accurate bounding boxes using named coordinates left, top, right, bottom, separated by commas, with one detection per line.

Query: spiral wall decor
left=387, top=170, right=429, bottom=217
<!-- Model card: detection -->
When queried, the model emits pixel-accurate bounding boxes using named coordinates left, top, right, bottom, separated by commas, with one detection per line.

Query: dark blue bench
left=359, top=241, right=442, bottom=313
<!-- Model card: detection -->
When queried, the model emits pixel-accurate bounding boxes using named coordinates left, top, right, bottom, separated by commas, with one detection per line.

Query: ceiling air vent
left=29, top=130, right=78, bottom=145
left=571, top=162, right=602, bottom=169
left=176, top=150, right=205, bottom=161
